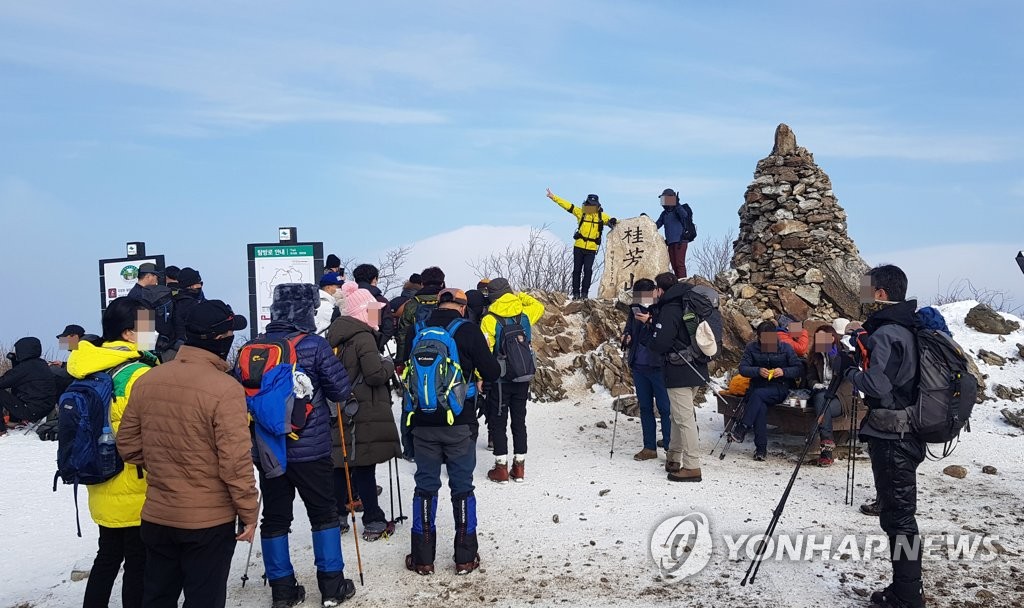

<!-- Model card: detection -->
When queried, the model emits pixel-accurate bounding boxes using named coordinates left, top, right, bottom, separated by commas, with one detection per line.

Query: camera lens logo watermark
left=650, top=512, right=714, bottom=582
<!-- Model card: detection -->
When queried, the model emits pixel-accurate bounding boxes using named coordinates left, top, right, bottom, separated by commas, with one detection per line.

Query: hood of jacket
left=488, top=293, right=526, bottom=317
left=327, top=315, right=377, bottom=348
left=12, top=337, right=43, bottom=362
left=659, top=282, right=693, bottom=306
left=863, top=299, right=918, bottom=334
left=131, top=283, right=173, bottom=307
left=67, top=340, right=143, bottom=378
left=269, top=283, right=318, bottom=333
left=400, top=282, right=420, bottom=298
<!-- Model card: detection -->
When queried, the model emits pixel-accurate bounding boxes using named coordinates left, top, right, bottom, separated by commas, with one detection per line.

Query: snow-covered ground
left=2, top=301, right=1022, bottom=608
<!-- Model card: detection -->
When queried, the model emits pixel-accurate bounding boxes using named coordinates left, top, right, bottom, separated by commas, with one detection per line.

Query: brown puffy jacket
left=118, top=346, right=259, bottom=529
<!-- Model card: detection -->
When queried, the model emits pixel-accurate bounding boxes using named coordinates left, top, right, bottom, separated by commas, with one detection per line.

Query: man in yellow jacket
left=547, top=188, right=618, bottom=299
left=66, top=297, right=158, bottom=608
left=479, top=278, right=545, bottom=484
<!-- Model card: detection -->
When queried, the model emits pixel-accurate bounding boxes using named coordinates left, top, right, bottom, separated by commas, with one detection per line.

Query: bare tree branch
left=467, top=224, right=581, bottom=293
left=690, top=229, right=735, bottom=282
left=377, top=245, right=413, bottom=297
left=933, top=277, right=1021, bottom=314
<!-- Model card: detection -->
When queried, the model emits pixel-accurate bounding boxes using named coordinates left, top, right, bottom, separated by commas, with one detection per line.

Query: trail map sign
left=98, top=254, right=165, bottom=310
left=247, top=241, right=323, bottom=338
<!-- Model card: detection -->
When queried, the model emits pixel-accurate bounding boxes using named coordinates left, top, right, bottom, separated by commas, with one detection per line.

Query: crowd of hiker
left=0, top=188, right=958, bottom=608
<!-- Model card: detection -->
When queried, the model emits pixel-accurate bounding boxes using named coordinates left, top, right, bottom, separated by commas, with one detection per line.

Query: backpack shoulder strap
left=446, top=318, right=468, bottom=336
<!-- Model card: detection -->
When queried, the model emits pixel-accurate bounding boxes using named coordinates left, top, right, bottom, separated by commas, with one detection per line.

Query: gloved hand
left=848, top=328, right=868, bottom=366
left=380, top=356, right=395, bottom=379
left=395, top=363, right=405, bottom=377
left=607, top=217, right=618, bottom=229
left=36, top=420, right=59, bottom=441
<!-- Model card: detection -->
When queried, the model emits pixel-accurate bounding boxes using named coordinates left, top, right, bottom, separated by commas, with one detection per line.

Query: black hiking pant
left=140, top=521, right=236, bottom=608
left=869, top=436, right=926, bottom=607
left=260, top=458, right=339, bottom=536
left=487, top=381, right=530, bottom=457
left=0, top=389, right=50, bottom=429
left=572, top=247, right=596, bottom=298
left=83, top=525, right=145, bottom=608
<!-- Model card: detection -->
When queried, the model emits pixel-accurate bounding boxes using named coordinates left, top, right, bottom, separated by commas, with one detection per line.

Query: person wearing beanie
left=655, top=189, right=697, bottom=279
left=464, top=279, right=491, bottom=326
left=395, top=267, right=447, bottom=363
left=403, top=288, right=501, bottom=576
left=64, top=297, right=159, bottom=607
left=326, top=284, right=400, bottom=543
left=478, top=278, right=545, bottom=483
left=118, top=300, right=256, bottom=608
left=244, top=283, right=356, bottom=606
left=545, top=188, right=618, bottom=299
left=164, top=265, right=181, bottom=296
left=353, top=263, right=395, bottom=353
left=167, top=267, right=205, bottom=361
left=316, top=272, right=346, bottom=336
left=325, top=254, right=342, bottom=275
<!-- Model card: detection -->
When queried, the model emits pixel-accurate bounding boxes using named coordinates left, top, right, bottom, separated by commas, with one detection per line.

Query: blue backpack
left=53, top=363, right=137, bottom=536
left=402, top=319, right=477, bottom=426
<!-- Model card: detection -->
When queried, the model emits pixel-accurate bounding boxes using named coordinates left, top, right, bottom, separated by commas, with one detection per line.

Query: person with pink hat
left=326, top=282, right=400, bottom=543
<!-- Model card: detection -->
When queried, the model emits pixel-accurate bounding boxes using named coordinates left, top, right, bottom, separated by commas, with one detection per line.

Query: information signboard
left=98, top=255, right=165, bottom=310
left=247, top=242, right=323, bottom=338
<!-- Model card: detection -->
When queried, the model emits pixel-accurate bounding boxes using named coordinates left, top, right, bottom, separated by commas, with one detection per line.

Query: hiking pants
left=741, top=384, right=788, bottom=452
left=260, top=458, right=339, bottom=537
left=668, top=241, right=689, bottom=278
left=0, top=389, right=48, bottom=429
left=336, top=464, right=386, bottom=527
left=410, top=426, right=478, bottom=567
left=572, top=247, right=597, bottom=298
left=633, top=366, right=671, bottom=451
left=83, top=524, right=145, bottom=608
left=487, top=381, right=530, bottom=457
left=869, top=436, right=926, bottom=607
left=666, top=386, right=700, bottom=469
left=809, top=388, right=842, bottom=443
left=139, top=521, right=236, bottom=608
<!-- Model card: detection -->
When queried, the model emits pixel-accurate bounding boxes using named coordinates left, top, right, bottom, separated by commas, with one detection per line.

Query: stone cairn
left=717, top=124, right=868, bottom=325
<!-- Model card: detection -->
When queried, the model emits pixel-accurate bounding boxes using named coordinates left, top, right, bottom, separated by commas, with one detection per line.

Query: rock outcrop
left=598, top=215, right=672, bottom=300
left=965, top=303, right=1021, bottom=335
left=717, top=124, right=869, bottom=325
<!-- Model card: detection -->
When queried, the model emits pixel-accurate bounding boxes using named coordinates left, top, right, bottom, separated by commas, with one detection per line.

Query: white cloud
left=865, top=243, right=1024, bottom=309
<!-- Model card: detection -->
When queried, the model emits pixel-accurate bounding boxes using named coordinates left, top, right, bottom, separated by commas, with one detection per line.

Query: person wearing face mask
left=117, top=300, right=258, bottom=608
left=65, top=297, right=159, bottom=608
left=620, top=278, right=671, bottom=462
left=317, top=272, right=346, bottom=335
left=327, top=283, right=400, bottom=542
left=804, top=325, right=855, bottom=467
left=166, top=266, right=205, bottom=361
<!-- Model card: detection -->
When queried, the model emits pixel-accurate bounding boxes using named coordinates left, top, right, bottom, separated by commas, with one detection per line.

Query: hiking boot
left=487, top=462, right=509, bottom=484
left=870, top=586, right=922, bottom=608
left=455, top=553, right=481, bottom=575
left=665, top=461, right=681, bottom=474
left=510, top=459, right=525, bottom=483
left=486, top=438, right=494, bottom=452
left=338, top=518, right=350, bottom=535
left=322, top=578, right=356, bottom=606
left=727, top=423, right=748, bottom=444
left=656, top=439, right=664, bottom=448
left=817, top=440, right=835, bottom=467
left=362, top=520, right=396, bottom=542
left=270, top=578, right=306, bottom=608
left=754, top=449, right=767, bottom=462
left=861, top=499, right=882, bottom=517
left=376, top=485, right=383, bottom=496
left=667, top=468, right=702, bottom=483
left=405, top=554, right=434, bottom=576
left=633, top=449, right=658, bottom=461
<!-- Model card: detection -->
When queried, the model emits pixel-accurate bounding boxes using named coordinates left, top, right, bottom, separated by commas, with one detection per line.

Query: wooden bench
left=715, top=391, right=866, bottom=446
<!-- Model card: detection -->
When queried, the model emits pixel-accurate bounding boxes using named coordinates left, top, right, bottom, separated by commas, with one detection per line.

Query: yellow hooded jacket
left=551, top=194, right=613, bottom=252
left=481, top=292, right=546, bottom=352
left=67, top=341, right=155, bottom=528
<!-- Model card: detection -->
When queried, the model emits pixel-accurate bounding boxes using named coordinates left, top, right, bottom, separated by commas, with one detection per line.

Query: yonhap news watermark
left=649, top=512, right=1004, bottom=582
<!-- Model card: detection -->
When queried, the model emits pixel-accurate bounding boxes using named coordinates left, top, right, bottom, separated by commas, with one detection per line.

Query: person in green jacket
left=547, top=188, right=617, bottom=299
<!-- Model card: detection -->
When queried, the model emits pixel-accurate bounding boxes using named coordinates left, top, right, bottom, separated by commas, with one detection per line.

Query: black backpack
left=491, top=313, right=536, bottom=383
left=908, top=328, right=977, bottom=451
left=678, top=203, right=697, bottom=242
left=674, top=286, right=722, bottom=363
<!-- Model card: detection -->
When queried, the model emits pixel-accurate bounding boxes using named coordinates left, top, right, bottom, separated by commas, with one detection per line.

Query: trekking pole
left=741, top=404, right=830, bottom=587
left=610, top=406, right=620, bottom=459
left=335, top=403, right=365, bottom=586
left=240, top=493, right=262, bottom=588
left=393, top=457, right=407, bottom=524
left=710, top=395, right=747, bottom=458
left=387, top=458, right=396, bottom=523
left=845, top=397, right=859, bottom=506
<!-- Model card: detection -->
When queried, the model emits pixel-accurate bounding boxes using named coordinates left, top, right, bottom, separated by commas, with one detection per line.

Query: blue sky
left=1, top=1, right=1022, bottom=346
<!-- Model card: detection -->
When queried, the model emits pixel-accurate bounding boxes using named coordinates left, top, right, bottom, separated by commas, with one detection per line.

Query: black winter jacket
left=645, top=283, right=709, bottom=388
left=623, top=312, right=661, bottom=370
left=171, top=288, right=203, bottom=347
left=850, top=300, right=920, bottom=441
left=0, top=337, right=57, bottom=420
left=327, top=316, right=401, bottom=467
left=738, top=340, right=804, bottom=390
left=356, top=281, right=394, bottom=352
left=404, top=308, right=501, bottom=428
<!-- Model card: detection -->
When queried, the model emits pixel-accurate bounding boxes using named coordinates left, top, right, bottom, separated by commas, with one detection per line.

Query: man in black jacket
left=167, top=267, right=204, bottom=360
left=847, top=265, right=924, bottom=608
left=733, top=321, right=804, bottom=461
left=128, top=262, right=175, bottom=356
left=0, top=337, right=57, bottom=434
left=645, top=273, right=707, bottom=482
left=396, top=267, right=446, bottom=363
left=404, top=288, right=501, bottom=577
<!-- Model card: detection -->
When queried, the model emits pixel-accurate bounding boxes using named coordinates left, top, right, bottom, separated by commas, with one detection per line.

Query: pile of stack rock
left=716, top=124, right=868, bottom=325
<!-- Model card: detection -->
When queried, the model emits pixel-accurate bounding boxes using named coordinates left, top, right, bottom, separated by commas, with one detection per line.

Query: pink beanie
left=341, top=282, right=377, bottom=327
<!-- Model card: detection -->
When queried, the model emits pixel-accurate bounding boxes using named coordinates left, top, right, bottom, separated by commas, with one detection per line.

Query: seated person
left=777, top=314, right=810, bottom=357
left=0, top=337, right=58, bottom=434
left=730, top=322, right=804, bottom=461
left=805, top=325, right=856, bottom=467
